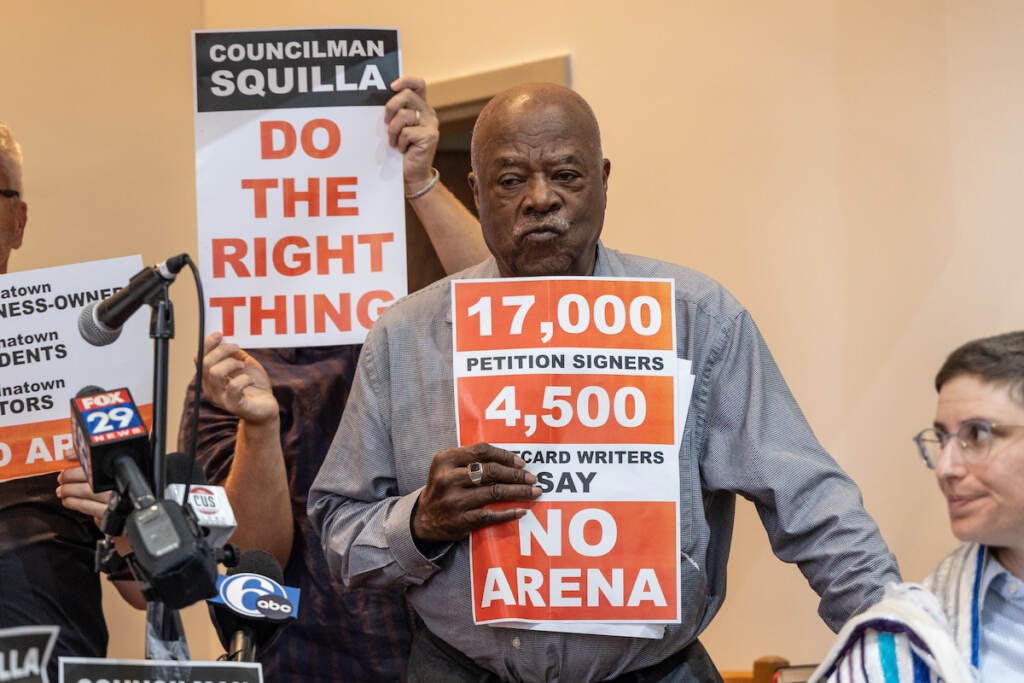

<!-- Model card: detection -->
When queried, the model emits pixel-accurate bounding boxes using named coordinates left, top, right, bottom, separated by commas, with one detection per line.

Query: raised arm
left=187, top=331, right=292, bottom=568
left=386, top=76, right=487, bottom=274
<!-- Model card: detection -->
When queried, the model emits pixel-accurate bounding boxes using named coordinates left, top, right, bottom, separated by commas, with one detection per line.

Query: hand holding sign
left=200, top=332, right=279, bottom=425
left=384, top=76, right=441, bottom=194
left=412, top=443, right=542, bottom=544
left=56, top=463, right=113, bottom=520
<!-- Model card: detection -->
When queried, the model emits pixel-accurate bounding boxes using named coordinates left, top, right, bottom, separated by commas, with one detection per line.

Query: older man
left=0, top=124, right=26, bottom=270
left=309, top=84, right=900, bottom=682
left=0, top=122, right=108, bottom=678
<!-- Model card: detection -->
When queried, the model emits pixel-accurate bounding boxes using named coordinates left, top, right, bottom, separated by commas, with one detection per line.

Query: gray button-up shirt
left=309, top=244, right=900, bottom=682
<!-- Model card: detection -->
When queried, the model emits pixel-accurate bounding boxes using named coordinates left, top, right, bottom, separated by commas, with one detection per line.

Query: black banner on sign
left=0, top=625, right=56, bottom=683
left=59, top=658, right=262, bottom=683
left=194, top=28, right=400, bottom=112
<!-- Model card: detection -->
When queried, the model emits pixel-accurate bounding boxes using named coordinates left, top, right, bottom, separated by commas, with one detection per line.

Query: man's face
left=933, top=374, right=1024, bottom=552
left=0, top=170, right=26, bottom=274
left=469, top=99, right=610, bottom=278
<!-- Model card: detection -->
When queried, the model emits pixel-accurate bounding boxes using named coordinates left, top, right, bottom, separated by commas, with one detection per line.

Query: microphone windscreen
left=77, top=301, right=121, bottom=347
left=230, top=549, right=284, bottom=585
left=166, top=451, right=207, bottom=486
left=75, top=385, right=106, bottom=398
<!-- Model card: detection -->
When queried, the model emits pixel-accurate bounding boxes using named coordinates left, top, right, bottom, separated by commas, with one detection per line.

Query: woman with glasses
left=912, top=331, right=1024, bottom=680
left=811, top=333, right=1023, bottom=682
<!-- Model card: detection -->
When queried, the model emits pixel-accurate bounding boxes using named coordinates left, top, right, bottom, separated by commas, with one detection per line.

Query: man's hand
left=56, top=465, right=112, bottom=521
left=385, top=76, right=440, bottom=196
left=58, top=465, right=147, bottom=609
left=200, top=331, right=278, bottom=424
left=412, top=443, right=542, bottom=543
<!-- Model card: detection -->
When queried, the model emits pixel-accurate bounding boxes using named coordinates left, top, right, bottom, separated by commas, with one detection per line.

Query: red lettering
left=301, top=118, right=341, bottom=159
left=240, top=178, right=279, bottom=218
left=358, top=233, right=394, bottom=272
left=210, top=234, right=390, bottom=278
left=357, top=290, right=394, bottom=329
left=253, top=237, right=267, bottom=277
left=259, top=121, right=296, bottom=159
left=326, top=177, right=359, bottom=216
left=250, top=295, right=288, bottom=335
left=315, top=235, right=355, bottom=274
left=313, top=293, right=352, bottom=333
left=238, top=177, right=357, bottom=218
left=293, top=294, right=308, bottom=334
left=207, top=293, right=393, bottom=337
left=282, top=177, right=320, bottom=218
left=273, top=236, right=311, bottom=276
left=212, top=239, right=250, bottom=278
left=209, top=297, right=247, bottom=335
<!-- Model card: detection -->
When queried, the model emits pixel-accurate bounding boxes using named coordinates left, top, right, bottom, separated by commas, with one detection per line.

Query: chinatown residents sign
left=453, top=277, right=693, bottom=637
left=0, top=257, right=152, bottom=481
left=193, top=27, right=405, bottom=348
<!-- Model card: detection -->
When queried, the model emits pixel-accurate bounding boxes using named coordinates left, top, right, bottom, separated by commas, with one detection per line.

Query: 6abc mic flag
left=211, top=570, right=301, bottom=623
left=208, top=551, right=301, bottom=661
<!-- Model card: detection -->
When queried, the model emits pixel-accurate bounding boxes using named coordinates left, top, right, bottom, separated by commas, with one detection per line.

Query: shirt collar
left=980, top=548, right=1024, bottom=603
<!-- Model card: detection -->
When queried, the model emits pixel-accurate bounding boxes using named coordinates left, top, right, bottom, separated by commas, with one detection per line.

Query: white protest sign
left=453, top=277, right=692, bottom=636
left=0, top=256, right=153, bottom=481
left=193, top=27, right=405, bottom=348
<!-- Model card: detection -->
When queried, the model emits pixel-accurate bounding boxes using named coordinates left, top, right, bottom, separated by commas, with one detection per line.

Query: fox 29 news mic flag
left=69, top=387, right=150, bottom=494
left=0, top=256, right=152, bottom=482
left=194, top=27, right=405, bottom=349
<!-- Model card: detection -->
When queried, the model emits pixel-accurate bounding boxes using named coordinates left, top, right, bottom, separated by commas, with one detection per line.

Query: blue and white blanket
left=807, top=545, right=985, bottom=683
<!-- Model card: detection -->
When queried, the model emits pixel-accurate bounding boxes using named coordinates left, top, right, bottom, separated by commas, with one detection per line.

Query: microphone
left=70, top=386, right=151, bottom=495
left=73, top=387, right=223, bottom=608
left=78, top=253, right=189, bottom=346
left=164, top=452, right=238, bottom=551
left=208, top=550, right=299, bottom=662
left=166, top=450, right=206, bottom=487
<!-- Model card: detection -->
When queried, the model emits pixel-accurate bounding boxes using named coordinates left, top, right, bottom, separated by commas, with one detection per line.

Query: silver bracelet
left=405, top=167, right=440, bottom=200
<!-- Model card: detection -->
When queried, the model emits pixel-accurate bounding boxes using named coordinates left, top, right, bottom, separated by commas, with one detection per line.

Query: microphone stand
left=143, top=282, right=191, bottom=661
left=149, top=283, right=173, bottom=496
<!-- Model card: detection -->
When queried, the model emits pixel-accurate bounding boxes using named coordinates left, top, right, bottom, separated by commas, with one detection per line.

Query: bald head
left=467, top=83, right=610, bottom=278
left=0, top=122, right=27, bottom=274
left=471, top=83, right=603, bottom=174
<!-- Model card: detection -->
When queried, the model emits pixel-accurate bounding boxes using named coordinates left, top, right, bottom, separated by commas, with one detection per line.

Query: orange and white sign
left=194, top=27, right=405, bottom=348
left=0, top=256, right=153, bottom=481
left=453, top=277, right=692, bottom=635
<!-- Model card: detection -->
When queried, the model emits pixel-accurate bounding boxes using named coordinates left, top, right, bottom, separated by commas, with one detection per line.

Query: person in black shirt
left=0, top=120, right=110, bottom=682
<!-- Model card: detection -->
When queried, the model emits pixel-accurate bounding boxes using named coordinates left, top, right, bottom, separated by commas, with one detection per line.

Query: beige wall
left=4, top=0, right=1023, bottom=671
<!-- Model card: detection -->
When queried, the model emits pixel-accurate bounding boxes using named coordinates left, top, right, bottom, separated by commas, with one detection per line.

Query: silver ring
left=467, top=461, right=484, bottom=486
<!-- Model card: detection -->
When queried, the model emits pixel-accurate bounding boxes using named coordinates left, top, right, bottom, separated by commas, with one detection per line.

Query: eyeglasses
left=0, top=189, right=19, bottom=199
left=913, top=418, right=1024, bottom=469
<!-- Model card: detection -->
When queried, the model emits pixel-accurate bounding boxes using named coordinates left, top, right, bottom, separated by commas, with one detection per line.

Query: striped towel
left=807, top=582, right=978, bottom=683
left=922, top=543, right=985, bottom=670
